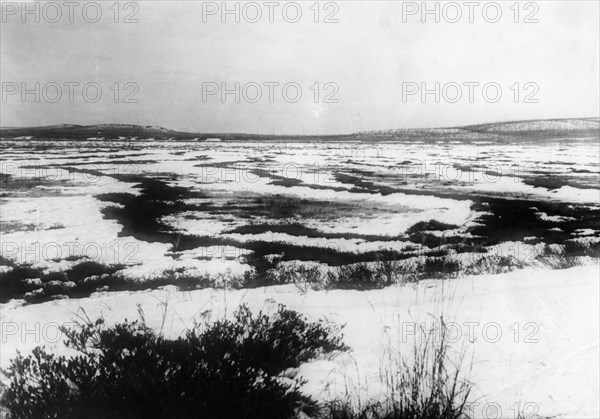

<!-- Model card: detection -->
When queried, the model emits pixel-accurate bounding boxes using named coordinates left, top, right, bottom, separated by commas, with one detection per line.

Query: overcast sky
left=1, top=1, right=599, bottom=134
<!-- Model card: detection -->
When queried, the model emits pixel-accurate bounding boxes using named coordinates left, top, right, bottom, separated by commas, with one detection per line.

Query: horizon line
left=1, top=116, right=599, bottom=136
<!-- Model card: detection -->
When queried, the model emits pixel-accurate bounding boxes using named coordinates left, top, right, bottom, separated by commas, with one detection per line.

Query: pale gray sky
left=1, top=1, right=599, bottom=134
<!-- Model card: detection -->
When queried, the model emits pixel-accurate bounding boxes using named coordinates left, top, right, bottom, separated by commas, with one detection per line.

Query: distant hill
left=1, top=118, right=598, bottom=141
left=0, top=123, right=351, bottom=142
left=0, top=124, right=192, bottom=141
left=353, top=117, right=599, bottom=142
left=463, top=117, right=600, bottom=134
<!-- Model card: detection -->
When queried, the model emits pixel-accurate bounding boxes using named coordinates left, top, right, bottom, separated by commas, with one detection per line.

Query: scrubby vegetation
left=0, top=258, right=126, bottom=303
left=327, top=260, right=407, bottom=290
left=321, top=317, right=472, bottom=419
left=1, top=304, right=347, bottom=419
left=2, top=237, right=598, bottom=303
left=0, top=306, right=491, bottom=419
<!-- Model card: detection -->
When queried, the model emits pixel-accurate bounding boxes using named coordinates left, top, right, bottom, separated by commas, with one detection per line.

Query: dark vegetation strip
left=523, top=175, right=599, bottom=190
left=0, top=257, right=125, bottom=303
left=334, top=172, right=600, bottom=250
left=223, top=222, right=407, bottom=242
left=247, top=168, right=348, bottom=192
left=20, top=159, right=159, bottom=167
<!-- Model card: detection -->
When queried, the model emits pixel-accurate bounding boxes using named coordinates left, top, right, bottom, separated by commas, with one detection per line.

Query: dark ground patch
left=404, top=220, right=465, bottom=248
left=0, top=259, right=126, bottom=303
left=0, top=221, right=38, bottom=233
left=224, top=222, right=404, bottom=242
left=406, top=220, right=459, bottom=235
left=0, top=172, right=80, bottom=197
left=334, top=173, right=398, bottom=196
left=96, top=177, right=208, bottom=244
left=523, top=175, right=599, bottom=190
left=246, top=167, right=348, bottom=192
left=251, top=195, right=362, bottom=219
left=469, top=198, right=600, bottom=252
left=330, top=171, right=600, bottom=253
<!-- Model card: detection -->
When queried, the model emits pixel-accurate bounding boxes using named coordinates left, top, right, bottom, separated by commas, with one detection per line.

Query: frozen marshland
left=2, top=0, right=599, bottom=416
left=1, top=119, right=599, bottom=417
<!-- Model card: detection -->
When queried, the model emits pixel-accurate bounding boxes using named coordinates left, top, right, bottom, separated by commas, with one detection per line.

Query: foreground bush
left=2, top=304, right=346, bottom=419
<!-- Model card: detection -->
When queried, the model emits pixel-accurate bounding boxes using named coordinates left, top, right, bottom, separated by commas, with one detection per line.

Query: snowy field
left=1, top=265, right=598, bottom=417
left=1, top=120, right=599, bottom=417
